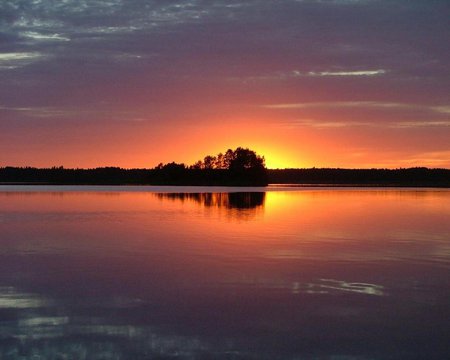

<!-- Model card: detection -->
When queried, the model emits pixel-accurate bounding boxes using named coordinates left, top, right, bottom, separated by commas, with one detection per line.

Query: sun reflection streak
left=0, top=287, right=49, bottom=309
left=311, top=279, right=384, bottom=296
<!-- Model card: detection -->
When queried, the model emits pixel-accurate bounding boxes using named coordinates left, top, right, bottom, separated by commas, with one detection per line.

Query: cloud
left=295, top=0, right=373, bottom=4
left=0, top=105, right=138, bottom=119
left=388, top=121, right=450, bottom=129
left=281, top=118, right=371, bottom=129
left=394, top=151, right=450, bottom=168
left=1, top=1, right=446, bottom=111
left=306, top=70, right=386, bottom=76
left=0, top=53, right=41, bottom=61
left=5, top=0, right=213, bottom=34
left=0, top=52, right=47, bottom=69
left=264, top=101, right=450, bottom=130
left=21, top=31, right=70, bottom=42
left=282, top=118, right=450, bottom=129
left=263, top=101, right=450, bottom=115
left=0, top=105, right=95, bottom=118
left=229, top=69, right=387, bottom=82
left=264, top=101, right=411, bottom=109
left=432, top=106, right=450, bottom=115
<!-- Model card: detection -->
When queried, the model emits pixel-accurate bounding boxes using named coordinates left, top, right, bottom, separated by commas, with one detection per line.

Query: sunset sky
left=1, top=0, right=449, bottom=169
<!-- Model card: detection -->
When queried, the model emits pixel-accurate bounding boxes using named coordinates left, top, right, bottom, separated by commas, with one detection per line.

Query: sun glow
left=253, top=146, right=310, bottom=169
left=264, top=154, right=301, bottom=169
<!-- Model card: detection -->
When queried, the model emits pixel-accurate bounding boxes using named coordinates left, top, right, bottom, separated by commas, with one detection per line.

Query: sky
left=0, top=0, right=449, bottom=169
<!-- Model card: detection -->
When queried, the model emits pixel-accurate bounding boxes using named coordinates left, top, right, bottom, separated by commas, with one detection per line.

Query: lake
left=0, top=186, right=449, bottom=359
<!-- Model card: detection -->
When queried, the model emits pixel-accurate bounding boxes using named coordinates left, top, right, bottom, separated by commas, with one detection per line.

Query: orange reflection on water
left=0, top=187, right=449, bottom=359
left=1, top=188, right=448, bottom=265
left=261, top=189, right=450, bottom=263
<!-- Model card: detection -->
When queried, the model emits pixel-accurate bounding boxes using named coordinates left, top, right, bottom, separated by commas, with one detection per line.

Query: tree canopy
left=189, top=147, right=266, bottom=171
left=150, top=147, right=268, bottom=186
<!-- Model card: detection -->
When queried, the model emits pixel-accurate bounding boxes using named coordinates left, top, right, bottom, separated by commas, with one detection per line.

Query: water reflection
left=306, top=279, right=384, bottom=296
left=0, top=188, right=449, bottom=359
left=0, top=287, right=49, bottom=309
left=156, top=192, right=265, bottom=209
left=156, top=192, right=266, bottom=222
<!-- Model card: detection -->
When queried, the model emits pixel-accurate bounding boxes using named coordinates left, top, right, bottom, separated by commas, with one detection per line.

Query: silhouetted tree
left=203, top=155, right=216, bottom=169
left=190, top=161, right=203, bottom=170
left=228, top=147, right=265, bottom=171
left=214, top=153, right=225, bottom=169
left=223, top=149, right=234, bottom=169
left=153, top=147, right=268, bottom=185
left=191, top=147, right=265, bottom=171
left=224, top=147, right=267, bottom=186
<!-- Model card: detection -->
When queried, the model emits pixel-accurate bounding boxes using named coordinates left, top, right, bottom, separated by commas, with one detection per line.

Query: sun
left=255, top=147, right=309, bottom=169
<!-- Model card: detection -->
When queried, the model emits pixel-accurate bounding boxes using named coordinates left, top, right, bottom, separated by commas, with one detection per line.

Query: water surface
left=0, top=187, right=449, bottom=359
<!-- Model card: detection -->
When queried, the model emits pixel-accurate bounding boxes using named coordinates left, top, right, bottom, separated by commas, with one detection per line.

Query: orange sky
left=4, top=114, right=449, bottom=169
left=0, top=1, right=449, bottom=169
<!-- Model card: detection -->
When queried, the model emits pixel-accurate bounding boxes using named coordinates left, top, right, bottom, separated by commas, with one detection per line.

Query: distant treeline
left=0, top=166, right=267, bottom=186
left=0, top=166, right=449, bottom=187
left=0, top=147, right=269, bottom=186
left=0, top=166, right=150, bottom=185
left=268, top=168, right=450, bottom=187
left=0, top=147, right=449, bottom=187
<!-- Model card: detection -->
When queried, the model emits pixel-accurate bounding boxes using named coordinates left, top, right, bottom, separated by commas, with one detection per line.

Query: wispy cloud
left=295, top=0, right=372, bottom=4
left=0, top=52, right=47, bottom=69
left=264, top=101, right=411, bottom=109
left=306, top=70, right=386, bottom=76
left=0, top=53, right=41, bottom=61
left=391, top=151, right=450, bottom=168
left=281, top=118, right=372, bottom=129
left=432, top=106, right=450, bottom=115
left=388, top=121, right=450, bottom=129
left=0, top=105, right=93, bottom=118
left=231, top=69, right=387, bottom=82
left=263, top=101, right=450, bottom=115
left=0, top=105, right=142, bottom=120
left=21, top=31, right=70, bottom=42
left=279, top=116, right=450, bottom=130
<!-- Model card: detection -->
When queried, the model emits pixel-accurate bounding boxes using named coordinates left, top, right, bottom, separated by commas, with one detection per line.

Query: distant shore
left=267, top=168, right=450, bottom=187
left=0, top=167, right=449, bottom=188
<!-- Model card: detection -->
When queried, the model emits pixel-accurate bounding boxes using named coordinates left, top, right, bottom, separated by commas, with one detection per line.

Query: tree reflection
left=156, top=192, right=265, bottom=210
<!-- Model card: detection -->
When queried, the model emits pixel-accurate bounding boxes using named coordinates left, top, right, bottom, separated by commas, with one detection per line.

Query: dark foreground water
left=0, top=186, right=449, bottom=359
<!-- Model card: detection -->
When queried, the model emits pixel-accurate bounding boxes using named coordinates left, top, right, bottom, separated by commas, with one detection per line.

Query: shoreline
left=1, top=167, right=448, bottom=188
left=0, top=183, right=449, bottom=192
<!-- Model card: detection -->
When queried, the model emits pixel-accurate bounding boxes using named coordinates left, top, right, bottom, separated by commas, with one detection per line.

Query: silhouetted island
left=0, top=147, right=269, bottom=186
left=0, top=147, right=449, bottom=187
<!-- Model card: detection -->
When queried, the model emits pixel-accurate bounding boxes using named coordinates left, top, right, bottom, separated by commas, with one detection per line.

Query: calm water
left=0, top=186, right=449, bottom=359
